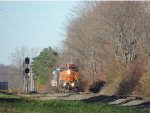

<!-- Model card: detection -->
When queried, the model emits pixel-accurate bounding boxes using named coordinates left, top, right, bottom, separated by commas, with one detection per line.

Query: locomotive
left=50, top=64, right=79, bottom=92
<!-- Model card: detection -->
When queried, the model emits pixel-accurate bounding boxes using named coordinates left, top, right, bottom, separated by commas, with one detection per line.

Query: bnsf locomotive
left=50, top=64, right=79, bottom=92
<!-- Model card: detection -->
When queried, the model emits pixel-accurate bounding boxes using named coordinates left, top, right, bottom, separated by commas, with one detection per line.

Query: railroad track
left=81, top=94, right=150, bottom=109
left=19, top=92, right=150, bottom=109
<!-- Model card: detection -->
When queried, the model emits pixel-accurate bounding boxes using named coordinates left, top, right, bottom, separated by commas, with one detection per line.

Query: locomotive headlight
left=63, top=83, right=66, bottom=87
left=67, top=70, right=71, bottom=75
left=71, top=82, right=75, bottom=87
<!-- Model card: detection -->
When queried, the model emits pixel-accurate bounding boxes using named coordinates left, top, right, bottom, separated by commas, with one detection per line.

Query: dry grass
left=0, top=92, right=149, bottom=113
left=133, top=71, right=150, bottom=96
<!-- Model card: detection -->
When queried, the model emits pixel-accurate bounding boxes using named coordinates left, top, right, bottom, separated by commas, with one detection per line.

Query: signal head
left=25, top=57, right=30, bottom=64
left=25, top=68, right=30, bottom=73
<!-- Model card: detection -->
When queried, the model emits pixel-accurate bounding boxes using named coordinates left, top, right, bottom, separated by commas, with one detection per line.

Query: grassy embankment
left=0, top=91, right=149, bottom=113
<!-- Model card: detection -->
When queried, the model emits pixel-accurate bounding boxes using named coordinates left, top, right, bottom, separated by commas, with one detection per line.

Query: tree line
left=60, top=1, right=150, bottom=96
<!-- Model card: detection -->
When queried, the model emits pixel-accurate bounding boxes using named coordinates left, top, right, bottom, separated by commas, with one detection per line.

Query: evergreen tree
left=32, top=47, right=59, bottom=84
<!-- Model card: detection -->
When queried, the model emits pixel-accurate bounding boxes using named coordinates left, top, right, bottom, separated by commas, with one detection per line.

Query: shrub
left=100, top=60, right=123, bottom=95
left=88, top=80, right=105, bottom=93
left=100, top=55, right=147, bottom=96
left=133, top=71, right=150, bottom=96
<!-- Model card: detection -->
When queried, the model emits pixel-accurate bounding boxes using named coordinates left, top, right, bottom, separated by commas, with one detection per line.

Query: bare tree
left=11, top=46, right=39, bottom=72
left=61, top=1, right=150, bottom=93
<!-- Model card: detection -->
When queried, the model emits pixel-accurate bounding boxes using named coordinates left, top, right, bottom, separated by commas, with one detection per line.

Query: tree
left=32, top=47, right=59, bottom=85
left=61, top=1, right=150, bottom=94
left=11, top=46, right=39, bottom=73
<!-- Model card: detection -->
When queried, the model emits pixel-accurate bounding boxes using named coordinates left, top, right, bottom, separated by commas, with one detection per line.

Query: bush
left=117, top=56, right=146, bottom=95
left=100, top=55, right=147, bottom=96
left=133, top=71, right=150, bottom=96
left=88, top=80, right=105, bottom=93
left=100, top=60, right=123, bottom=95
left=78, top=72, right=90, bottom=92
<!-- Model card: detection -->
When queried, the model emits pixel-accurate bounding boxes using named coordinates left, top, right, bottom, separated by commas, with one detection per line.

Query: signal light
left=25, top=57, right=30, bottom=64
left=67, top=70, right=71, bottom=75
left=71, top=82, right=75, bottom=87
left=25, top=68, right=30, bottom=73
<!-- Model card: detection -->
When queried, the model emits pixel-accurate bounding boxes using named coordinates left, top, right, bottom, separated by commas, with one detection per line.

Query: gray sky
left=0, top=1, right=76, bottom=65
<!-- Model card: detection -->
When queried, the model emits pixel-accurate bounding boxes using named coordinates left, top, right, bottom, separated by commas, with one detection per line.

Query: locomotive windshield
left=59, top=64, right=78, bottom=72
left=59, top=66, right=68, bottom=72
left=69, top=66, right=78, bottom=72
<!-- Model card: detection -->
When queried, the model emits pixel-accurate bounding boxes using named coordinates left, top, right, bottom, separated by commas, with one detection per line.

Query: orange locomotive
left=51, top=64, right=79, bottom=91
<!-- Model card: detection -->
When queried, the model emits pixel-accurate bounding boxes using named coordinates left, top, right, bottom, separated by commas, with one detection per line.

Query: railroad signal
left=25, top=57, right=30, bottom=64
left=23, top=57, right=35, bottom=93
left=25, top=68, right=30, bottom=73
left=24, top=57, right=30, bottom=74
